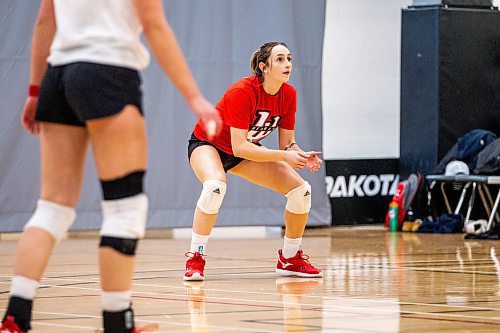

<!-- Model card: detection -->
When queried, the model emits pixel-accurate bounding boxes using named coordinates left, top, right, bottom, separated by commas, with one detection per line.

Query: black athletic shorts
left=36, top=62, right=143, bottom=126
left=188, top=133, right=244, bottom=172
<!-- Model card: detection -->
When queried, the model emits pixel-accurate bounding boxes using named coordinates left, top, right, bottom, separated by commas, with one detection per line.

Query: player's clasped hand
left=305, top=151, right=322, bottom=173
left=285, top=150, right=309, bottom=170
left=285, top=151, right=322, bottom=172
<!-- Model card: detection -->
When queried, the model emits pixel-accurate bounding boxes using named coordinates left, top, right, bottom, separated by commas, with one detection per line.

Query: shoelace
left=296, top=251, right=315, bottom=268
left=298, top=251, right=310, bottom=260
left=185, top=251, right=206, bottom=259
left=185, top=252, right=206, bottom=270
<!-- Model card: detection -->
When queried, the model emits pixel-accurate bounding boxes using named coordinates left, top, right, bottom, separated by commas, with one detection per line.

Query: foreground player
left=184, top=42, right=323, bottom=281
left=0, top=0, right=221, bottom=332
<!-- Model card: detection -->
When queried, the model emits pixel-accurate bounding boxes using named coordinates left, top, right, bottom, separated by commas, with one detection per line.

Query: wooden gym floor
left=2, top=227, right=500, bottom=332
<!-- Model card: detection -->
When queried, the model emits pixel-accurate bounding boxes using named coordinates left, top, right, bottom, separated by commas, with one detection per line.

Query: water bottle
left=389, top=201, right=399, bottom=232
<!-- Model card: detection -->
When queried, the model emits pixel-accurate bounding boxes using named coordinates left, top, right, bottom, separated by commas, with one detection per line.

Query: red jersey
left=193, top=75, right=297, bottom=155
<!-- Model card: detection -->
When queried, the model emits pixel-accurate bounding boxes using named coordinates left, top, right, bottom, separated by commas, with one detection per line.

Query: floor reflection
left=321, top=297, right=400, bottom=332
left=276, top=277, right=322, bottom=332
left=183, top=281, right=212, bottom=333
left=321, top=229, right=500, bottom=331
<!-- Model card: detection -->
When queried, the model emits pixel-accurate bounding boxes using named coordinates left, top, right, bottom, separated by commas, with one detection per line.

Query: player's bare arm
left=21, top=0, right=56, bottom=135
left=133, top=0, right=221, bottom=138
left=231, top=127, right=308, bottom=170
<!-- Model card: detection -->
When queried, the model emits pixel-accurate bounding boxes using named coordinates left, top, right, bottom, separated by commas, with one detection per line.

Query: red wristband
left=28, top=84, right=40, bottom=97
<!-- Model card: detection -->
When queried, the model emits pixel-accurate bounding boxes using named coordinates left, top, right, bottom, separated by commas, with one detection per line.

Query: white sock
left=101, top=291, right=131, bottom=312
left=282, top=236, right=302, bottom=258
left=190, top=232, right=210, bottom=255
left=10, top=276, right=39, bottom=300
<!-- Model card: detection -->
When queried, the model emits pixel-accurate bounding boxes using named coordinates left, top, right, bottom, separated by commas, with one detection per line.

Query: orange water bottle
left=389, top=201, right=399, bottom=232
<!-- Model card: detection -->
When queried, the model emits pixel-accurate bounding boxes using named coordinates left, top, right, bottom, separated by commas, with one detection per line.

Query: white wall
left=322, top=0, right=412, bottom=160
left=322, top=0, right=499, bottom=160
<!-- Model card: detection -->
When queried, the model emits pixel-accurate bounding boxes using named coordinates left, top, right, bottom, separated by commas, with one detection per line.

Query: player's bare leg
left=185, top=145, right=226, bottom=280
left=230, top=160, right=322, bottom=277
left=15, top=123, right=88, bottom=279
left=88, top=106, right=146, bottom=292
left=230, top=160, right=307, bottom=235
left=88, top=105, right=158, bottom=332
left=190, top=145, right=226, bottom=236
left=3, top=123, right=88, bottom=332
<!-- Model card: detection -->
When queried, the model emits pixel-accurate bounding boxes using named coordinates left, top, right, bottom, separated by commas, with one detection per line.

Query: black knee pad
left=100, top=236, right=138, bottom=256
left=100, top=170, right=145, bottom=200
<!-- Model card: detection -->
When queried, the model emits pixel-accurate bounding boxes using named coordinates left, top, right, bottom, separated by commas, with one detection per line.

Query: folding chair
left=426, top=175, right=500, bottom=232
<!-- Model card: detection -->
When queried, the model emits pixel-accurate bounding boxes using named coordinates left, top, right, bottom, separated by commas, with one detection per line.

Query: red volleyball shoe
left=184, top=252, right=206, bottom=281
left=276, top=249, right=323, bottom=278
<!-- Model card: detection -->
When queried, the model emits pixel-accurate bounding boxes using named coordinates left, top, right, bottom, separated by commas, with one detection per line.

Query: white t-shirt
left=48, top=0, right=150, bottom=70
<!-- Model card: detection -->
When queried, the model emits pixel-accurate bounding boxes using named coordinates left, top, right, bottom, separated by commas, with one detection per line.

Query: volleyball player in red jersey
left=184, top=42, right=323, bottom=281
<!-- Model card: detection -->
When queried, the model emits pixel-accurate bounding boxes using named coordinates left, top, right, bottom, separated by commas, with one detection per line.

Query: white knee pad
left=196, top=180, right=227, bottom=214
left=285, top=181, right=312, bottom=214
left=100, top=193, right=148, bottom=239
left=24, top=199, right=76, bottom=243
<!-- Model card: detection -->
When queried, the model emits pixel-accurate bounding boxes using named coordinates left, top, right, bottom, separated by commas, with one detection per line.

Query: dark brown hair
left=249, top=42, right=288, bottom=81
